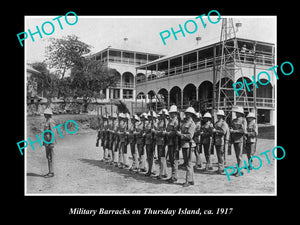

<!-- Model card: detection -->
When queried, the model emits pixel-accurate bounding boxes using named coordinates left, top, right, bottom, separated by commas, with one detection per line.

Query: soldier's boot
left=123, top=153, right=129, bottom=168
left=108, top=150, right=114, bottom=164
left=195, top=155, right=202, bottom=169
left=160, top=157, right=168, bottom=178
left=114, top=151, right=119, bottom=166
left=205, top=156, right=212, bottom=170
left=104, top=149, right=109, bottom=161
left=140, top=154, right=147, bottom=172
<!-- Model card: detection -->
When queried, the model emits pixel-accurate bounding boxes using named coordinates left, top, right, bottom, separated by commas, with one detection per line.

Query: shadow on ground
left=78, top=158, right=179, bottom=185
left=27, top=172, right=45, bottom=177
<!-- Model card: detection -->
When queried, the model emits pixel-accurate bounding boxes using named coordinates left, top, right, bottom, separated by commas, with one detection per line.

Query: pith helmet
left=247, top=112, right=256, bottom=119
left=232, top=105, right=244, bottom=114
left=125, top=113, right=131, bottom=120
left=195, top=112, right=202, bottom=119
left=44, top=108, right=53, bottom=115
left=148, top=111, right=157, bottom=118
left=158, top=108, right=169, bottom=116
left=169, top=105, right=178, bottom=113
left=185, top=107, right=196, bottom=117
left=119, top=113, right=129, bottom=120
left=118, top=113, right=125, bottom=118
left=141, top=112, right=148, bottom=119
left=132, top=114, right=140, bottom=121
left=216, top=109, right=225, bottom=117
left=203, top=112, right=212, bottom=119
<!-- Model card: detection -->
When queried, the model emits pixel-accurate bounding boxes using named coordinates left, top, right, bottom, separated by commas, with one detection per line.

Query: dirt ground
left=26, top=127, right=276, bottom=195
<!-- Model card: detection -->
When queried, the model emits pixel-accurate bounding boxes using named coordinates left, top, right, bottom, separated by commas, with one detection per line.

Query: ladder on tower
left=215, top=18, right=250, bottom=117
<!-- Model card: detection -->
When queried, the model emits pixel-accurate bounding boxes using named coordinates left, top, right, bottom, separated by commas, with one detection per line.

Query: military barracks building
left=91, top=38, right=275, bottom=125
left=90, top=47, right=164, bottom=101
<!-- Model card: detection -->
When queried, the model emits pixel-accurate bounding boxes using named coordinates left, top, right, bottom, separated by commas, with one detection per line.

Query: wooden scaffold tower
left=213, top=18, right=250, bottom=118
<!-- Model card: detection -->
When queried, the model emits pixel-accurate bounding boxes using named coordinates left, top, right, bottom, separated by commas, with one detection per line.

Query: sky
left=24, top=15, right=276, bottom=64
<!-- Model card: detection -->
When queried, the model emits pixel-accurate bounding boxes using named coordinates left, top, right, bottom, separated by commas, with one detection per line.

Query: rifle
left=209, top=136, right=214, bottom=155
left=175, top=111, right=181, bottom=151
left=162, top=110, right=166, bottom=130
left=126, top=114, right=129, bottom=130
left=150, top=104, right=154, bottom=129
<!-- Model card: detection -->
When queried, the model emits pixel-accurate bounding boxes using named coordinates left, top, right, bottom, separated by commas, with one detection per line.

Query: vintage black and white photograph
left=24, top=15, right=276, bottom=195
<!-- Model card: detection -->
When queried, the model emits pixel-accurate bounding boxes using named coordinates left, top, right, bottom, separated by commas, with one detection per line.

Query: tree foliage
left=71, top=58, right=118, bottom=112
left=45, top=35, right=91, bottom=79
left=30, top=62, right=60, bottom=102
left=41, top=35, right=117, bottom=112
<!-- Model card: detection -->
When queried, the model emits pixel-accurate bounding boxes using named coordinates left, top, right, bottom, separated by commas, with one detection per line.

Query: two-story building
left=90, top=47, right=164, bottom=101
left=135, top=38, right=275, bottom=124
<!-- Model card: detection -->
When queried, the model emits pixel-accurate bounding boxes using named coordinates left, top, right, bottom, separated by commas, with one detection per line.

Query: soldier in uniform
left=245, top=112, right=258, bottom=168
left=166, top=105, right=180, bottom=183
left=155, top=109, right=169, bottom=179
left=145, top=111, right=158, bottom=177
left=101, top=115, right=109, bottom=162
left=42, top=108, right=56, bottom=178
left=96, top=115, right=103, bottom=160
left=128, top=114, right=139, bottom=172
left=200, top=112, right=214, bottom=170
left=135, top=113, right=148, bottom=173
left=213, top=110, right=229, bottom=174
left=118, top=113, right=130, bottom=168
left=230, top=106, right=247, bottom=176
left=104, top=115, right=111, bottom=163
left=108, top=114, right=116, bottom=165
left=193, top=112, right=202, bottom=169
left=113, top=113, right=121, bottom=167
left=177, top=107, right=196, bottom=187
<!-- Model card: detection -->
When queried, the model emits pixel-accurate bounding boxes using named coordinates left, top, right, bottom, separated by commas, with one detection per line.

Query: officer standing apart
left=213, top=110, right=229, bottom=174
left=245, top=112, right=258, bottom=168
left=42, top=108, right=56, bottom=178
left=166, top=105, right=180, bottom=183
left=230, top=106, right=247, bottom=176
left=177, top=107, right=196, bottom=187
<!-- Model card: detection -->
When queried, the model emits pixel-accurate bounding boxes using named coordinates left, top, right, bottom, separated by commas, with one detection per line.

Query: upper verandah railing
left=136, top=52, right=274, bottom=84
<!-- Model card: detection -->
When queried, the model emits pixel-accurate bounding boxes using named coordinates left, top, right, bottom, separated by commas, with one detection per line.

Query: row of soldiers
left=96, top=105, right=258, bottom=187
